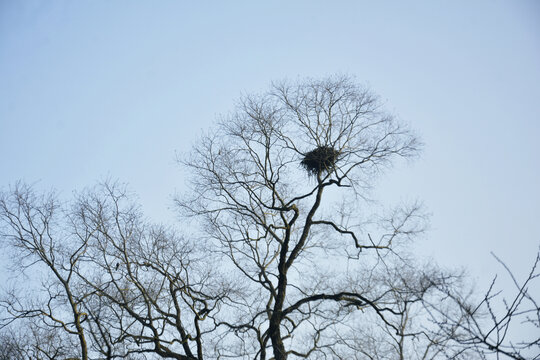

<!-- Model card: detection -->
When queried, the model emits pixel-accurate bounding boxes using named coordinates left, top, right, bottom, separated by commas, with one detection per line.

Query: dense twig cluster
left=300, top=146, right=340, bottom=176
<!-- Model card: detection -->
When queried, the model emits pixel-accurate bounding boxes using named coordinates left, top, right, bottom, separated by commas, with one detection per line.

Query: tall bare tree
left=177, top=75, right=462, bottom=359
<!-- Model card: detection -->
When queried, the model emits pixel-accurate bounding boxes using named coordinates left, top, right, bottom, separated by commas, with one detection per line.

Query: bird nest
left=301, top=146, right=340, bottom=176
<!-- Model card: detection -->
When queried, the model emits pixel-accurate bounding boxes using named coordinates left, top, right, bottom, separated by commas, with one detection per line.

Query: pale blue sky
left=1, top=1, right=539, bottom=289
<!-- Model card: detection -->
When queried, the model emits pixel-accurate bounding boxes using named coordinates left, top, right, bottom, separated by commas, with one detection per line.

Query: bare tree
left=0, top=183, right=91, bottom=360
left=177, top=75, right=459, bottom=359
left=426, top=250, right=540, bottom=360
left=72, top=183, right=231, bottom=359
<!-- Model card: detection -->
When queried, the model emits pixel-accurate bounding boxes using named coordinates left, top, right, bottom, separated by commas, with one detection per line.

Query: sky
left=1, top=1, right=539, bottom=297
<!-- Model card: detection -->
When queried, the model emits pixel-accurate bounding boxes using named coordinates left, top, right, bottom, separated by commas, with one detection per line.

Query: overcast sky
left=1, top=1, right=539, bottom=293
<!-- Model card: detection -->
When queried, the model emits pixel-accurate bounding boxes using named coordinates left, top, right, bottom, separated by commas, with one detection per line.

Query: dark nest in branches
left=301, top=146, right=340, bottom=176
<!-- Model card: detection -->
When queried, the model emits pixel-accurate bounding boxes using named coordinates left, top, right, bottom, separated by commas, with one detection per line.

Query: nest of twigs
left=301, top=146, right=340, bottom=176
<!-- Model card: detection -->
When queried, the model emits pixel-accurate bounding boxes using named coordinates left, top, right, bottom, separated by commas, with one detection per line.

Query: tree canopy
left=1, top=75, right=538, bottom=360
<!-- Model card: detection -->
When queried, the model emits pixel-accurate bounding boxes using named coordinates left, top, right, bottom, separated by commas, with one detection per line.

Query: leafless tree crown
left=0, top=76, right=537, bottom=360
